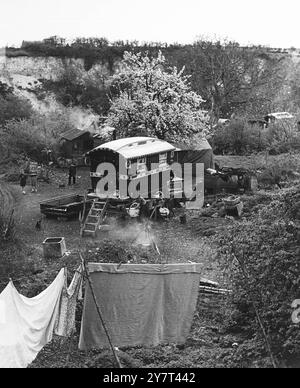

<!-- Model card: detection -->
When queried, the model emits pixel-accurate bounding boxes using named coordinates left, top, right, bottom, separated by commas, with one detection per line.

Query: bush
left=0, top=206, right=15, bottom=242
left=212, top=119, right=268, bottom=154
left=0, top=112, right=76, bottom=165
left=41, top=68, right=111, bottom=116
left=257, top=152, right=300, bottom=187
left=0, top=119, right=49, bottom=162
left=211, top=119, right=300, bottom=155
left=0, top=94, right=33, bottom=125
left=216, top=186, right=300, bottom=366
left=0, top=81, right=13, bottom=97
left=266, top=123, right=300, bottom=154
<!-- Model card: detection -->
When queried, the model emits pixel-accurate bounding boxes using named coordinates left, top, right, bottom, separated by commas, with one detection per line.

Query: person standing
left=68, top=161, right=77, bottom=186
left=29, top=161, right=38, bottom=193
left=20, top=172, right=27, bottom=195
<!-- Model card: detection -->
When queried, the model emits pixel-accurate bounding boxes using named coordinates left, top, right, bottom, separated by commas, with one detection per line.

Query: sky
left=1, top=0, right=300, bottom=48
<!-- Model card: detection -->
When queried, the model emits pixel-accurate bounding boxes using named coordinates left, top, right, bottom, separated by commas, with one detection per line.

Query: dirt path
left=1, top=169, right=236, bottom=368
left=1, top=166, right=222, bottom=283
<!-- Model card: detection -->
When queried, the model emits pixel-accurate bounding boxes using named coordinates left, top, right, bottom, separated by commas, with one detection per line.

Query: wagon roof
left=88, top=137, right=176, bottom=159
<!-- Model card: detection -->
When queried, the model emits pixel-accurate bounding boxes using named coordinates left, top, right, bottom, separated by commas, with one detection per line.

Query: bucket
left=128, top=202, right=140, bottom=218
left=159, top=207, right=170, bottom=217
left=43, top=237, right=66, bottom=259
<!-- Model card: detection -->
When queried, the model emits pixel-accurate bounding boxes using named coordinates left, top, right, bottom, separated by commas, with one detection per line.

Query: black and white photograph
left=0, top=0, right=299, bottom=371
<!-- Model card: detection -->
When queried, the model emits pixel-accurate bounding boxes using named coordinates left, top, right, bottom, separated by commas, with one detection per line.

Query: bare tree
left=170, top=39, right=285, bottom=125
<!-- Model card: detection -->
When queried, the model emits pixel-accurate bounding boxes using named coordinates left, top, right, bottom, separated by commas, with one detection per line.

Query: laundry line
left=1, top=248, right=222, bottom=368
left=0, top=263, right=84, bottom=368
left=0, top=250, right=123, bottom=368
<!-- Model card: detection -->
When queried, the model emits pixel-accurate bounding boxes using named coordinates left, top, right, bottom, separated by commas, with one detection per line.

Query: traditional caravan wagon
left=80, top=137, right=181, bottom=236
left=87, top=137, right=178, bottom=200
left=81, top=137, right=206, bottom=235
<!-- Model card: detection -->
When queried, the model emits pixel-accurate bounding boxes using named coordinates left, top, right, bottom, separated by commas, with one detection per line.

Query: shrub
left=266, top=123, right=300, bottom=154
left=0, top=81, right=13, bottom=97
left=257, top=152, right=300, bottom=187
left=0, top=94, right=33, bottom=125
left=0, top=205, right=15, bottom=242
left=212, top=118, right=300, bottom=155
left=212, top=119, right=268, bottom=154
left=216, top=186, right=300, bottom=366
left=42, top=73, right=111, bottom=116
left=0, top=112, right=76, bottom=165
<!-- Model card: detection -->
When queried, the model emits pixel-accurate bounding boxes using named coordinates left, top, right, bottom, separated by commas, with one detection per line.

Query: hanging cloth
left=55, top=265, right=83, bottom=337
left=0, top=268, right=65, bottom=368
left=79, top=263, right=202, bottom=350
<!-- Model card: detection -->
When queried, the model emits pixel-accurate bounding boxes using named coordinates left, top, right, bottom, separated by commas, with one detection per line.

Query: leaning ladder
left=81, top=198, right=109, bottom=237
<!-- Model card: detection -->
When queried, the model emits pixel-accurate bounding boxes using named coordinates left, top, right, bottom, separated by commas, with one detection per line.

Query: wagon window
left=137, top=157, right=147, bottom=173
left=159, top=153, right=167, bottom=166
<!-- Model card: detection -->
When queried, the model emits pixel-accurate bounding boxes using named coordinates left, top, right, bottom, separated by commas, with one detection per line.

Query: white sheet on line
left=0, top=268, right=65, bottom=368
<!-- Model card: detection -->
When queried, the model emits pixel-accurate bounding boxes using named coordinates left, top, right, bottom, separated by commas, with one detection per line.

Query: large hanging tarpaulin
left=79, top=263, right=202, bottom=350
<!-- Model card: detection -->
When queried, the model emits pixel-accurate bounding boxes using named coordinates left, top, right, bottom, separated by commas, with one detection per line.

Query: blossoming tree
left=107, top=51, right=208, bottom=141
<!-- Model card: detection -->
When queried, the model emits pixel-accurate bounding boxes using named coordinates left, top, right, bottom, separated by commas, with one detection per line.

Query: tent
left=169, top=139, right=214, bottom=209
left=173, top=139, right=214, bottom=176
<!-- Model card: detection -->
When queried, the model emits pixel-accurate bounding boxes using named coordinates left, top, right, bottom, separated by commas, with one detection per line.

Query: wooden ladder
left=81, top=198, right=109, bottom=237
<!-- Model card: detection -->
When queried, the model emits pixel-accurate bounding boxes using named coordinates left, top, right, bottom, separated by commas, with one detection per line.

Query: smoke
left=103, top=217, right=157, bottom=247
